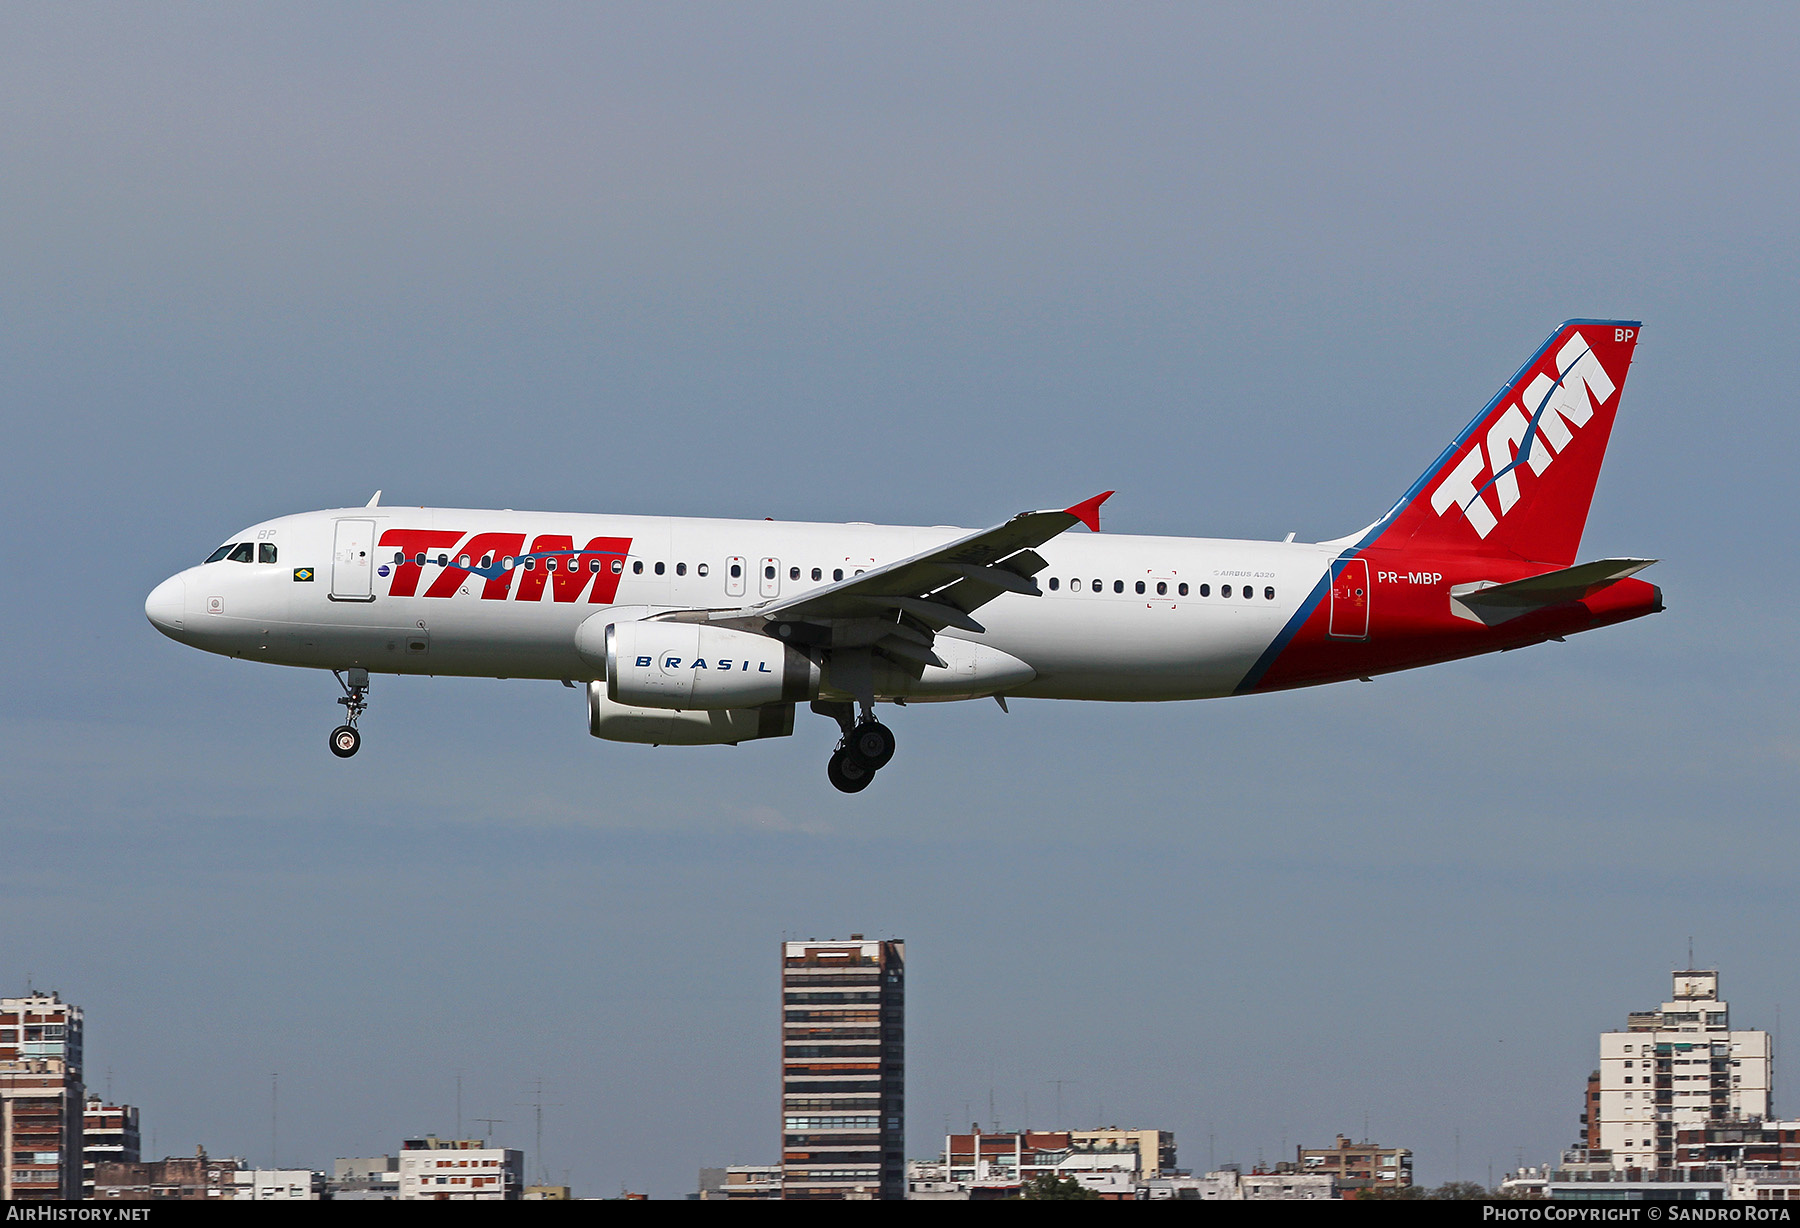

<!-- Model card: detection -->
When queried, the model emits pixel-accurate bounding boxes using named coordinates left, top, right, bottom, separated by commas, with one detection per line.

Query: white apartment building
left=398, top=1136, right=524, bottom=1200
left=1597, top=970, right=1772, bottom=1170
left=231, top=1168, right=322, bottom=1199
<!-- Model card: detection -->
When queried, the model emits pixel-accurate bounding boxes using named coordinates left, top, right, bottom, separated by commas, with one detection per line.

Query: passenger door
left=1328, top=558, right=1370, bottom=639
left=759, top=557, right=781, bottom=599
left=330, top=518, right=377, bottom=602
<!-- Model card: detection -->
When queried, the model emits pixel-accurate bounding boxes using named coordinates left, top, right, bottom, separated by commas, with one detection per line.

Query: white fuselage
left=147, top=506, right=1335, bottom=701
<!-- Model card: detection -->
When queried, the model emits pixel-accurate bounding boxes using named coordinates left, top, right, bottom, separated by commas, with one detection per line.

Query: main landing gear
left=816, top=701, right=895, bottom=794
left=329, top=668, right=369, bottom=759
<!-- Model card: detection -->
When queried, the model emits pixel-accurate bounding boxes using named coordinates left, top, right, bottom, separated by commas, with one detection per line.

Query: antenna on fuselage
left=365, top=490, right=382, bottom=507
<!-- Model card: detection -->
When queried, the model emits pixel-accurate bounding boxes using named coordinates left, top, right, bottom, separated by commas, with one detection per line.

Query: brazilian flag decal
left=293, top=567, right=315, bottom=582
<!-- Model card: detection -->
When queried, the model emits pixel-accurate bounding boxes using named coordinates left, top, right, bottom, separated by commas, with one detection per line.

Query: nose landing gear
left=329, top=668, right=369, bottom=759
left=814, top=700, right=896, bottom=793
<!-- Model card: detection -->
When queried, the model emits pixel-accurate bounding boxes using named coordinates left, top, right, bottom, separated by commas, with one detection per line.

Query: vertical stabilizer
left=1359, top=321, right=1640, bottom=566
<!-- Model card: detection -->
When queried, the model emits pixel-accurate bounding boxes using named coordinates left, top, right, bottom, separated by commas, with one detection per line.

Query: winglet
left=1063, top=490, right=1114, bottom=532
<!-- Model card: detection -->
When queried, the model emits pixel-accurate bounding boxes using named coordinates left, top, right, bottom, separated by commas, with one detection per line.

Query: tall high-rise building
left=780, top=937, right=904, bottom=1199
left=1594, top=969, right=1773, bottom=1170
left=0, top=991, right=86, bottom=1200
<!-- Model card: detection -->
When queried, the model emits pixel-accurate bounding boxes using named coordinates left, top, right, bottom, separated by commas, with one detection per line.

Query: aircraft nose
left=145, top=575, right=186, bottom=636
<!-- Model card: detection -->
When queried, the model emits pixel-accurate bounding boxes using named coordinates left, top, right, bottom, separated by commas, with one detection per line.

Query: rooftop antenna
left=456, top=1072, right=463, bottom=1139
left=517, top=1078, right=561, bottom=1185
left=1047, top=1079, right=1079, bottom=1125
left=474, top=1117, right=505, bottom=1145
left=270, top=1072, right=279, bottom=1169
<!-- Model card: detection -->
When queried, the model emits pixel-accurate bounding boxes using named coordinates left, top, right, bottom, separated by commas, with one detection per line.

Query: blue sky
left=2, top=3, right=1796, bottom=1196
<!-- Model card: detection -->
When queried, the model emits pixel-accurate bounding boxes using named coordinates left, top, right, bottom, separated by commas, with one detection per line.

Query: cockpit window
left=205, top=543, right=236, bottom=564
left=259, top=542, right=278, bottom=564
left=227, top=542, right=255, bottom=563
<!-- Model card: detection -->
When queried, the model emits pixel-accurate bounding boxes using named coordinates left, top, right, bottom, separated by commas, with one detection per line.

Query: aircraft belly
left=974, top=598, right=1280, bottom=701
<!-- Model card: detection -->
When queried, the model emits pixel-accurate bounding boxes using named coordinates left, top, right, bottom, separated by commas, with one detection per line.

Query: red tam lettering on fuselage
left=423, top=532, right=527, bottom=599
left=377, top=529, right=465, bottom=597
left=513, top=535, right=633, bottom=604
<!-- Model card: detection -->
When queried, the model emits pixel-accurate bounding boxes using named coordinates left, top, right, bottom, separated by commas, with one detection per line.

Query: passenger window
left=1157, top=581, right=1167, bottom=596
left=524, top=558, right=536, bottom=571
left=697, top=562, right=709, bottom=577
left=633, top=560, right=643, bottom=574
left=1200, top=584, right=1211, bottom=596
left=1135, top=580, right=1145, bottom=594
left=655, top=562, right=665, bottom=575
left=1177, top=582, right=1188, bottom=596
left=259, top=543, right=278, bottom=564
left=730, top=563, right=742, bottom=578
left=415, top=553, right=427, bottom=567
left=676, top=562, right=687, bottom=576
left=588, top=558, right=600, bottom=573
left=1243, top=586, right=1253, bottom=599
left=1114, top=580, right=1124, bottom=593
left=502, top=556, right=516, bottom=570
left=789, top=566, right=800, bottom=581
left=458, top=554, right=471, bottom=568
left=546, top=558, right=558, bottom=572
left=811, top=568, right=822, bottom=581
left=1048, top=577, right=1059, bottom=591
left=480, top=556, right=493, bottom=568
left=1071, top=578, right=1083, bottom=592
left=205, top=544, right=235, bottom=564
left=833, top=569, right=844, bottom=582
left=1093, top=579, right=1102, bottom=592
left=766, top=565, right=777, bottom=581
left=394, top=551, right=406, bottom=564
left=611, top=559, right=624, bottom=573
left=1265, top=586, right=1275, bottom=600
left=1221, top=584, right=1231, bottom=597
left=227, top=542, right=254, bottom=563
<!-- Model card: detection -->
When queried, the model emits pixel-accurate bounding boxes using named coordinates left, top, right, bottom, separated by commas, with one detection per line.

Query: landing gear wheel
left=847, top=721, right=896, bottom=770
left=827, top=747, right=875, bottom=794
left=329, top=724, right=361, bottom=758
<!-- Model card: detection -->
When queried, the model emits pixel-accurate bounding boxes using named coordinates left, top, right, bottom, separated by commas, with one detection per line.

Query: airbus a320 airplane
left=146, top=320, right=1660, bottom=792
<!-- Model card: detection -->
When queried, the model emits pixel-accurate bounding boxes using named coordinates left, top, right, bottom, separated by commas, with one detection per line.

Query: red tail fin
left=1362, top=321, right=1641, bottom=566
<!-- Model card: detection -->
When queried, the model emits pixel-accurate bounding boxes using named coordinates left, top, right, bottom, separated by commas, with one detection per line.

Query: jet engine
left=605, top=620, right=820, bottom=711
left=587, top=684, right=794, bottom=746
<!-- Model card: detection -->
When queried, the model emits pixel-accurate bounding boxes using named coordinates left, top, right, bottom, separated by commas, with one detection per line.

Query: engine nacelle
left=587, top=684, right=795, bottom=746
left=606, top=620, right=820, bottom=711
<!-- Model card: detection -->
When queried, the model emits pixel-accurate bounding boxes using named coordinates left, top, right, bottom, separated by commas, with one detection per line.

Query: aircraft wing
left=703, top=492, right=1112, bottom=668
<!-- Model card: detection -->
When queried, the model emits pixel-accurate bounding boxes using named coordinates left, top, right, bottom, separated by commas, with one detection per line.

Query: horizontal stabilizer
left=1450, top=558, right=1657, bottom=625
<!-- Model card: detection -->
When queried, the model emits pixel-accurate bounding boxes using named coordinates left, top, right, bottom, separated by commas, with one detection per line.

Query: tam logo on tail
left=1367, top=321, right=1640, bottom=566
left=1430, top=328, right=1624, bottom=538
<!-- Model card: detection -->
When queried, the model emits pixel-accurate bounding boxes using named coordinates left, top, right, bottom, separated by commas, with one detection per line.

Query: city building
left=0, top=991, right=86, bottom=1200
left=328, top=1155, right=400, bottom=1199
left=92, top=1148, right=245, bottom=1200
left=780, top=936, right=905, bottom=1200
left=911, top=1126, right=1177, bottom=1198
left=1508, top=1149, right=1728, bottom=1201
left=230, top=1168, right=322, bottom=1199
left=398, top=1135, right=524, bottom=1200
left=696, top=1165, right=782, bottom=1200
left=82, top=1098, right=141, bottom=1197
left=1594, top=969, right=1772, bottom=1170
left=1675, top=1119, right=1800, bottom=1171
left=1295, top=1134, right=1413, bottom=1193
